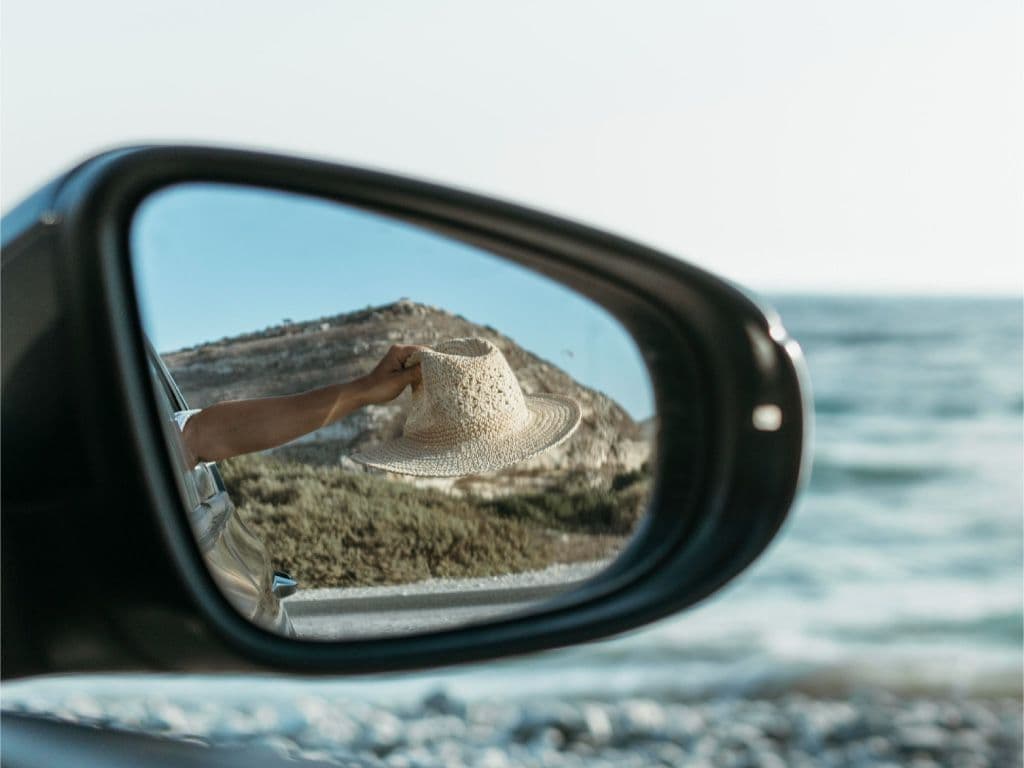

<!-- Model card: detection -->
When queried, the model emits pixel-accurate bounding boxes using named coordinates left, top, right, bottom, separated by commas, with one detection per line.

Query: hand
left=357, top=344, right=424, bottom=406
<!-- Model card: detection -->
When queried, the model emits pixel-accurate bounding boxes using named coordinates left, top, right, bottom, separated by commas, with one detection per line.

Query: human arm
left=181, top=344, right=422, bottom=466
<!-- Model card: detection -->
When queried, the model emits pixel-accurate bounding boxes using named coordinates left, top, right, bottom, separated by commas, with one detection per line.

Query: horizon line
left=748, top=287, right=1022, bottom=300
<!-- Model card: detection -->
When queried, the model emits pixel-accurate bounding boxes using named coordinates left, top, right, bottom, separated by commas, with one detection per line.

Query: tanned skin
left=181, top=344, right=423, bottom=467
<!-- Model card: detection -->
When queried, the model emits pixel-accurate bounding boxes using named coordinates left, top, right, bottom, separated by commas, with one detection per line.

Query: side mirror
left=1, top=147, right=810, bottom=677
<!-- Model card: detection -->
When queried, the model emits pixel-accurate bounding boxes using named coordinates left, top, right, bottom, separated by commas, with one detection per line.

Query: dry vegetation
left=219, top=454, right=651, bottom=589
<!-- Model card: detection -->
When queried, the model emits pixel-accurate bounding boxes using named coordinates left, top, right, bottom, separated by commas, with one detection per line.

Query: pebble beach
left=4, top=687, right=1021, bottom=768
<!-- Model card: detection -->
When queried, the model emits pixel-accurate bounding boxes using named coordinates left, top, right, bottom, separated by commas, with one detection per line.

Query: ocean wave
left=794, top=330, right=954, bottom=347
left=810, top=395, right=859, bottom=415
left=812, top=395, right=1020, bottom=420
left=6, top=649, right=1022, bottom=708
left=830, top=612, right=1023, bottom=646
left=808, top=459, right=958, bottom=490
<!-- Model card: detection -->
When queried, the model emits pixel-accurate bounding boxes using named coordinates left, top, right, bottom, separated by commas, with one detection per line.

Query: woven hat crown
left=350, top=336, right=581, bottom=477
left=404, top=338, right=530, bottom=445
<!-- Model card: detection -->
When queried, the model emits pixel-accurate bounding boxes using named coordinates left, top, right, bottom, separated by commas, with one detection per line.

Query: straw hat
left=350, top=338, right=581, bottom=477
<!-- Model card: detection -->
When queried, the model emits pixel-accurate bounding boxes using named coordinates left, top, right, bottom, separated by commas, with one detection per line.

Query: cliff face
left=163, top=300, right=652, bottom=496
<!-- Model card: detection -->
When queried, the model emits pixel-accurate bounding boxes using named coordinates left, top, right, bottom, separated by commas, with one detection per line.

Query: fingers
left=402, top=349, right=423, bottom=369
left=367, top=345, right=424, bottom=392
left=359, top=345, right=425, bottom=405
left=386, top=344, right=425, bottom=370
left=400, top=366, right=422, bottom=389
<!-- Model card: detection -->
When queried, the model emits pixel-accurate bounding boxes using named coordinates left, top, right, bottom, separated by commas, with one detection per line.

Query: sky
left=2, top=1, right=1020, bottom=295
left=132, top=184, right=655, bottom=419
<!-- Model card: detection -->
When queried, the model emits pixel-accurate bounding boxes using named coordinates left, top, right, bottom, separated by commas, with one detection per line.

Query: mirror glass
left=130, top=183, right=657, bottom=640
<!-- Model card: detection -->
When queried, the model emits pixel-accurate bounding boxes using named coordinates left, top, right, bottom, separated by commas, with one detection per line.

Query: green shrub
left=611, top=468, right=645, bottom=491
left=217, top=454, right=647, bottom=589
left=486, top=484, right=647, bottom=535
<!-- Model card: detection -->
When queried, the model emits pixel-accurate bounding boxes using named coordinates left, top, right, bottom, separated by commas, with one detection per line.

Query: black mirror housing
left=1, top=146, right=810, bottom=678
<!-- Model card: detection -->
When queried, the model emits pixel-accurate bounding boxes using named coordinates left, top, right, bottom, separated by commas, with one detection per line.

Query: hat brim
left=349, top=394, right=582, bottom=478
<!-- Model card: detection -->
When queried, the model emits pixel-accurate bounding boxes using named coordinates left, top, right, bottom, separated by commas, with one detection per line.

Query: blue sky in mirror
left=131, top=184, right=654, bottom=421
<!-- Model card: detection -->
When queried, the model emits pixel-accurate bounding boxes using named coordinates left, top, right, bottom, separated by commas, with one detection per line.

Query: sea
left=4, top=296, right=1022, bottom=707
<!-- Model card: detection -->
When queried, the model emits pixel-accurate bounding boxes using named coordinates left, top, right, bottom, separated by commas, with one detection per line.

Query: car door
left=145, top=342, right=296, bottom=636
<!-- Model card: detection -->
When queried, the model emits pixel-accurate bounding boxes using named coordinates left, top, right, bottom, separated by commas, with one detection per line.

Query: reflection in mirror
left=131, top=183, right=657, bottom=640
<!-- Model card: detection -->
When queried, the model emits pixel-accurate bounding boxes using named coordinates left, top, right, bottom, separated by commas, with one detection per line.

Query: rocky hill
left=163, top=300, right=652, bottom=496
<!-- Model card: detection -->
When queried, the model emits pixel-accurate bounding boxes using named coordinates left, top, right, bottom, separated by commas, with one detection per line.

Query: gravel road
left=284, top=561, right=608, bottom=639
